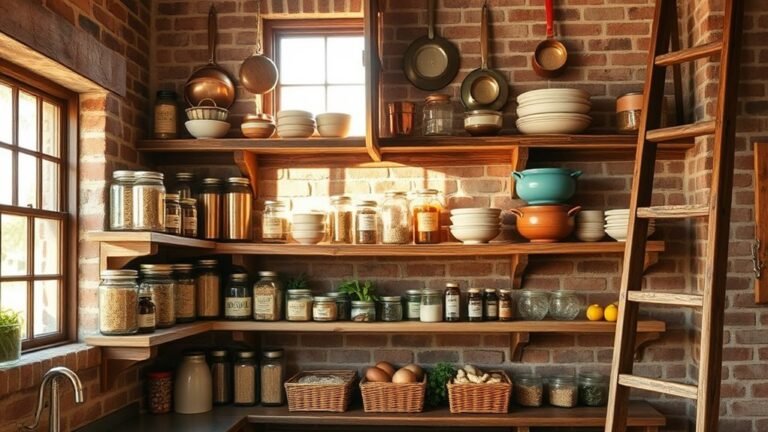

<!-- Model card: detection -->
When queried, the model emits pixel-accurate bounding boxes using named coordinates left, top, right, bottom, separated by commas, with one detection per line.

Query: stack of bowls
left=464, top=110, right=503, bottom=136
left=241, top=113, right=276, bottom=139
left=277, top=110, right=315, bottom=138
left=515, top=88, right=592, bottom=134
left=449, top=208, right=501, bottom=244
left=185, top=99, right=230, bottom=139
left=316, top=113, right=352, bottom=138
left=575, top=210, right=605, bottom=242
left=604, top=209, right=656, bottom=241
left=291, top=212, right=326, bottom=244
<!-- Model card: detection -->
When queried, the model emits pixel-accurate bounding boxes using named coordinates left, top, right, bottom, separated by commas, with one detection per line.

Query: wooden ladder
left=605, top=1, right=744, bottom=432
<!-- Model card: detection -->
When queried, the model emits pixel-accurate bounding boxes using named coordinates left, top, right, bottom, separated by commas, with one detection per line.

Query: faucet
left=21, top=366, right=85, bottom=432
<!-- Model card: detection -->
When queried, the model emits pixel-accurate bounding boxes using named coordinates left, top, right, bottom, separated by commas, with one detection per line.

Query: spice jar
left=444, top=283, right=461, bottom=322
left=223, top=177, right=253, bottom=241
left=286, top=289, right=313, bottom=321
left=405, top=290, right=422, bottom=321
left=234, top=350, right=258, bottom=406
left=517, top=290, right=549, bottom=321
left=140, top=264, right=176, bottom=328
left=133, top=171, right=166, bottom=232
left=261, top=349, right=285, bottom=406
left=196, top=259, right=220, bottom=319
left=98, top=269, right=139, bottom=335
left=172, top=264, right=196, bottom=323
left=355, top=200, right=378, bottom=244
left=578, top=373, right=608, bottom=406
left=199, top=178, right=223, bottom=240
left=225, top=273, right=252, bottom=320
left=181, top=198, right=198, bottom=238
left=499, top=289, right=513, bottom=321
left=412, top=189, right=442, bottom=244
left=484, top=288, right=499, bottom=321
left=109, top=170, right=134, bottom=230
left=173, top=172, right=195, bottom=199
left=547, top=375, right=578, bottom=408
left=549, top=290, right=583, bottom=321
left=514, top=374, right=544, bottom=407
left=138, top=286, right=156, bottom=333
left=351, top=301, right=376, bottom=322
left=175, top=351, right=212, bottom=414
left=616, top=91, right=643, bottom=134
left=313, top=296, right=337, bottom=322
left=467, top=288, right=483, bottom=322
left=210, top=350, right=231, bottom=405
left=420, top=289, right=443, bottom=322
left=380, top=296, right=403, bottom=322
left=147, top=371, right=173, bottom=414
left=262, top=200, right=289, bottom=243
left=329, top=195, right=353, bottom=244
left=326, top=292, right=350, bottom=320
left=253, top=271, right=283, bottom=321
left=380, top=191, right=411, bottom=244
left=153, top=90, right=178, bottom=139
left=164, top=194, right=182, bottom=235
left=423, top=94, right=453, bottom=136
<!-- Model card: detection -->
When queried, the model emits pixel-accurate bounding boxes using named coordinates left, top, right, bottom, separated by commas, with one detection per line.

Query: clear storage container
left=549, top=290, right=583, bottom=321
left=329, top=195, right=353, bottom=244
left=547, top=375, right=578, bottom=408
left=286, top=289, right=313, bottom=321
left=514, top=374, right=544, bottom=407
left=140, top=264, right=176, bottom=328
left=225, top=273, right=252, bottom=321
left=172, top=263, right=196, bottom=323
left=181, top=198, right=198, bottom=238
left=412, top=189, right=442, bottom=244
left=517, top=290, right=549, bottom=320
left=164, top=193, right=181, bottom=235
left=420, top=289, right=443, bottom=322
left=173, top=172, right=195, bottom=199
left=578, top=373, right=608, bottom=406
left=109, top=170, right=135, bottom=230
left=262, top=200, right=289, bottom=243
left=423, top=94, right=453, bottom=136
left=380, top=191, right=411, bottom=244
left=196, top=259, right=220, bottom=319
left=98, top=269, right=139, bottom=335
left=133, top=171, right=166, bottom=231
left=355, top=200, right=379, bottom=244
left=380, top=296, right=403, bottom=322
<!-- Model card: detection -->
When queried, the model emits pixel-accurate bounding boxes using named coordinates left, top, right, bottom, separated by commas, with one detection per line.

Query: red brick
left=328, top=349, right=370, bottom=364
left=416, top=350, right=460, bottom=364
left=300, top=334, right=343, bottom=348
left=435, top=334, right=481, bottom=347
left=463, top=350, right=505, bottom=365
left=372, top=350, right=413, bottom=365
left=392, top=335, right=432, bottom=347
left=345, top=335, right=388, bottom=347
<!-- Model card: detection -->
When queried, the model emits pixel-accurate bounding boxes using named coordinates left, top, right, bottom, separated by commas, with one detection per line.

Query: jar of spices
left=380, top=191, right=411, bottom=244
left=147, top=371, right=173, bottom=414
left=234, top=351, right=258, bottom=406
left=517, top=290, right=550, bottom=321
left=420, top=289, right=443, bottom=322
left=498, top=289, right=513, bottom=321
left=172, top=264, right=196, bottom=323
left=199, top=178, right=223, bottom=240
left=98, top=269, right=139, bottom=335
left=138, top=286, right=156, bottom=333
left=153, top=90, right=178, bottom=139
left=109, top=170, right=134, bottom=231
left=329, top=195, right=353, bottom=244
left=164, top=194, right=182, bottom=235
left=223, top=177, right=253, bottom=241
left=133, top=171, right=166, bottom=232
left=286, top=289, right=313, bottom=321
left=423, top=94, right=453, bottom=136
left=312, top=296, right=337, bottom=322
left=196, top=259, right=220, bottom=319
left=404, top=290, right=421, bottom=321
left=140, top=264, right=176, bottom=328
left=225, top=273, right=252, bottom=320
left=514, top=374, right=544, bottom=407
left=253, top=271, right=283, bottom=321
left=444, top=283, right=461, bottom=322
left=173, top=172, right=195, bottom=199
left=174, top=351, right=212, bottom=414
left=355, top=200, right=378, bottom=244
left=467, top=288, right=483, bottom=322
left=380, top=296, right=403, bottom=322
left=547, top=375, right=578, bottom=408
left=262, top=200, right=289, bottom=243
left=210, top=350, right=232, bottom=405
left=578, top=372, right=608, bottom=406
left=616, top=91, right=643, bottom=134
left=326, top=292, right=350, bottom=320
left=261, top=349, right=285, bottom=406
left=181, top=198, right=198, bottom=238
left=549, top=290, right=583, bottom=321
left=412, top=189, right=442, bottom=244
left=351, top=301, right=376, bottom=322
left=484, top=288, right=499, bottom=321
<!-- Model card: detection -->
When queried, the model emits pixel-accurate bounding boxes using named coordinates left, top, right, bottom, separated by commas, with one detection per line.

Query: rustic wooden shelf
left=85, top=231, right=217, bottom=248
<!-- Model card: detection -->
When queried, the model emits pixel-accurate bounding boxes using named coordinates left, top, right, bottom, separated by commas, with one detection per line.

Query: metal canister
left=199, top=178, right=222, bottom=240
left=223, top=177, right=253, bottom=241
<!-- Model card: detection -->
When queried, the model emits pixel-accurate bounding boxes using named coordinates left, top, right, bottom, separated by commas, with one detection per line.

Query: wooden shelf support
left=634, top=332, right=662, bottom=361
left=234, top=150, right=259, bottom=197
left=510, top=254, right=529, bottom=288
left=510, top=332, right=530, bottom=361
left=99, top=241, right=157, bottom=272
left=100, top=346, right=157, bottom=391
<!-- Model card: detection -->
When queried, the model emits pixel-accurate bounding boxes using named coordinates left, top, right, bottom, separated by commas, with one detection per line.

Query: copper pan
left=239, top=0, right=278, bottom=94
left=184, top=5, right=236, bottom=108
left=532, top=0, right=568, bottom=79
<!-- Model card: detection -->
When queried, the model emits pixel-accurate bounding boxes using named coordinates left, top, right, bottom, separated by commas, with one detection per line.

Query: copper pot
left=184, top=5, right=235, bottom=108
left=510, top=205, right=581, bottom=243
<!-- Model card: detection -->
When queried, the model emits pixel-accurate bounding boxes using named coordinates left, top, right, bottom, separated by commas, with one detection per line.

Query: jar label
left=407, top=301, right=421, bottom=319
left=254, top=294, right=275, bottom=316
left=445, top=294, right=460, bottom=318
left=357, top=214, right=377, bottom=231
left=499, top=300, right=513, bottom=319
left=287, top=300, right=311, bottom=320
left=183, top=216, right=197, bottom=230
left=154, top=105, right=177, bottom=134
left=468, top=300, right=483, bottom=318
left=416, top=212, right=439, bottom=232
left=139, top=313, right=155, bottom=328
left=165, top=214, right=180, bottom=229
left=225, top=297, right=252, bottom=317
left=263, top=216, right=285, bottom=236
left=485, top=302, right=498, bottom=318
left=313, top=305, right=333, bottom=319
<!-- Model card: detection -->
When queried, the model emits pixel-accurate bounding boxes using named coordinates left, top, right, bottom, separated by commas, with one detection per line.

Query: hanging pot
left=239, top=0, right=279, bottom=95
left=532, top=0, right=569, bottom=78
left=460, top=3, right=509, bottom=111
left=184, top=5, right=236, bottom=108
left=402, top=0, right=460, bottom=91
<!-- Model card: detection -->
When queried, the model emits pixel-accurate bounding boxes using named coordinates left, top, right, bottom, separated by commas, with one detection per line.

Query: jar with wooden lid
left=253, top=271, right=282, bottom=321
left=147, top=371, right=173, bottom=414
left=98, top=269, right=139, bottom=335
left=498, top=289, right=513, bottom=321
left=210, top=349, right=232, bottom=405
left=138, top=286, right=156, bottom=333
left=153, top=90, right=178, bottom=139
left=313, top=296, right=337, bottom=322
left=196, top=259, right=220, bottom=319
left=355, top=200, right=378, bottom=244
left=164, top=194, right=182, bottom=235
left=420, top=289, right=443, bottom=322
left=140, top=264, right=176, bottom=328
left=286, top=289, right=313, bottom=321
left=225, top=273, right=252, bottom=320
left=329, top=195, right=353, bottom=244
left=412, top=189, right=442, bottom=244
left=467, top=288, right=483, bottom=322
left=234, top=350, right=258, bottom=406
left=173, top=172, right=195, bottom=199
left=181, top=198, right=198, bottom=238
left=380, top=191, right=411, bottom=244
left=133, top=171, right=166, bottom=232
left=262, top=200, right=289, bottom=243
left=172, top=264, right=196, bottom=323
left=223, top=177, right=252, bottom=241
left=199, top=178, right=223, bottom=240
left=444, top=283, right=461, bottom=322
left=109, top=170, right=134, bottom=231
left=260, top=349, right=285, bottom=406
left=423, top=94, right=453, bottom=136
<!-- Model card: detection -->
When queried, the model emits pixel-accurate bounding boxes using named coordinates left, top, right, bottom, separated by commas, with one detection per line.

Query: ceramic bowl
left=185, top=119, right=230, bottom=139
left=516, top=113, right=592, bottom=134
left=512, top=168, right=582, bottom=205
left=576, top=210, right=605, bottom=221
left=317, top=112, right=351, bottom=125
left=510, top=204, right=581, bottom=243
left=291, top=230, right=325, bottom=244
left=517, top=88, right=591, bottom=104
left=576, top=230, right=605, bottom=242
left=241, top=122, right=275, bottom=139
left=318, top=122, right=351, bottom=138
left=450, top=207, right=502, bottom=217
left=277, top=125, right=315, bottom=138
left=292, top=212, right=326, bottom=224
left=516, top=100, right=591, bottom=118
left=450, top=226, right=500, bottom=244
left=450, top=214, right=501, bottom=226
left=277, top=117, right=316, bottom=127
left=292, top=223, right=325, bottom=232
left=277, top=110, right=313, bottom=119
left=186, top=105, right=229, bottom=121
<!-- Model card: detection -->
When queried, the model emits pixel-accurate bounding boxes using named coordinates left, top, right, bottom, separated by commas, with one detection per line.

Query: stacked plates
left=449, top=208, right=501, bottom=244
left=277, top=110, right=315, bottom=138
left=575, top=210, right=605, bottom=242
left=291, top=212, right=326, bottom=244
left=515, top=88, right=592, bottom=134
left=604, top=209, right=656, bottom=241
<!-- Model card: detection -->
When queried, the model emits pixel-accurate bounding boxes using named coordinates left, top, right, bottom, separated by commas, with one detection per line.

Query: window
left=265, top=19, right=365, bottom=136
left=0, top=69, right=72, bottom=351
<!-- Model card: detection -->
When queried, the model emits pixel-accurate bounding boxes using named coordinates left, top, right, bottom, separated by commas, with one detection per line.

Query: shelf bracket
left=99, top=346, right=157, bottom=391
left=634, top=332, right=661, bottom=361
left=643, top=252, right=659, bottom=271
left=510, top=146, right=529, bottom=199
left=234, top=150, right=259, bottom=197
left=510, top=332, right=530, bottom=362
left=510, top=254, right=529, bottom=288
left=100, top=241, right=158, bottom=272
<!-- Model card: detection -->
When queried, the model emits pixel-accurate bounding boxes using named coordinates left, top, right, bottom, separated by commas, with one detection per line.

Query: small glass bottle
left=140, top=264, right=176, bottom=328
left=578, top=373, right=609, bottom=406
left=98, top=270, right=139, bottom=336
left=312, top=296, right=337, bottom=322
left=262, top=200, right=289, bottom=243
left=233, top=351, right=258, bottom=406
left=164, top=193, right=182, bottom=235
left=380, top=191, right=411, bottom=244
left=467, top=288, right=483, bottom=322
left=484, top=288, right=499, bottom=321
left=210, top=350, right=232, bottom=405
left=138, top=287, right=156, bottom=333
left=444, top=283, right=461, bottom=322
left=196, top=259, right=221, bottom=319
left=380, top=296, right=403, bottom=322
left=173, top=172, right=195, bottom=199
left=422, top=93, right=453, bottom=136
left=133, top=171, right=166, bottom=232
left=153, top=90, right=178, bottom=139
left=286, top=289, right=313, bottom=321
left=329, top=195, right=353, bottom=244
left=173, top=263, right=196, bottom=323
left=355, top=200, right=378, bottom=244
left=412, top=189, right=442, bottom=244
left=253, top=271, right=283, bottom=321
left=181, top=198, right=198, bottom=238
left=499, top=289, right=513, bottom=321
left=405, top=290, right=422, bottom=321
left=420, top=289, right=443, bottom=322
left=109, top=170, right=134, bottom=231
left=260, top=349, right=286, bottom=406
left=225, top=273, right=252, bottom=321
left=199, top=178, right=223, bottom=240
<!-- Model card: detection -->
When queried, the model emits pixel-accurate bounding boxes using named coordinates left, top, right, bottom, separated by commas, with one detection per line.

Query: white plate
left=450, top=207, right=502, bottom=216
left=277, top=110, right=313, bottom=119
left=516, top=113, right=591, bottom=135
left=516, top=101, right=591, bottom=118
left=517, top=88, right=591, bottom=104
left=277, top=117, right=316, bottom=127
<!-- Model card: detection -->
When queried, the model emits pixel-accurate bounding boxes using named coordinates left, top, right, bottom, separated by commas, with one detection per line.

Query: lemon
left=586, top=304, right=604, bottom=321
left=604, top=304, right=619, bottom=322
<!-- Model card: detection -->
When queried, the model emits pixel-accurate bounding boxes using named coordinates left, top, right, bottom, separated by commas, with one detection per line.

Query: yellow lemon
left=604, top=304, right=619, bottom=322
left=586, top=304, right=604, bottom=321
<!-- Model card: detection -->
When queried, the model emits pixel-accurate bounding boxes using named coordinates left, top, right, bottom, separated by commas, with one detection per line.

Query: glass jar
left=517, top=290, right=549, bottom=321
left=380, top=296, right=403, bottom=322
left=355, top=200, right=378, bottom=244
left=174, top=351, right=212, bottom=414
left=616, top=91, right=643, bottom=134
left=262, top=200, right=289, bottom=243
left=164, top=193, right=182, bottom=235
left=467, top=288, right=483, bottom=322
left=173, top=172, right=195, bottom=199
left=154, top=90, right=178, bottom=139
left=261, top=348, right=286, bottom=406
left=234, top=351, right=258, bottom=406
left=172, top=264, right=196, bottom=323
left=380, top=191, right=411, bottom=244
left=140, top=264, right=176, bottom=328
left=499, top=289, right=513, bottom=321
left=351, top=301, right=376, bottom=322
left=138, top=287, right=156, bottom=333
left=133, top=171, right=166, bottom=232
left=312, top=296, right=337, bottom=322
left=199, top=178, right=223, bottom=240
left=181, top=198, right=198, bottom=238
left=549, top=290, right=583, bottom=321
left=98, top=269, right=139, bottom=335
left=444, top=283, right=460, bottom=322
left=484, top=288, right=499, bottom=321
left=286, top=289, right=313, bottom=321
left=223, top=177, right=253, bottom=241
left=514, top=374, right=544, bottom=407
left=423, top=93, right=453, bottom=136
left=210, top=350, right=231, bottom=405
left=329, top=195, right=353, bottom=244
left=109, top=170, right=134, bottom=230
left=225, top=273, right=252, bottom=320
left=253, top=271, right=282, bottom=321
left=578, top=373, right=608, bottom=406
left=405, top=290, right=421, bottom=321
left=326, top=292, right=350, bottom=321
left=547, top=375, right=578, bottom=408
left=196, top=259, right=220, bottom=319
left=420, top=289, right=443, bottom=322
left=147, top=371, right=173, bottom=414
left=412, top=189, right=442, bottom=244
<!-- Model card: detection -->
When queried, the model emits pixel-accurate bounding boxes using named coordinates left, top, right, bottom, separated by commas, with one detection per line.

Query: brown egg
left=375, top=361, right=396, bottom=377
left=392, top=368, right=418, bottom=384
left=365, top=366, right=391, bottom=383
left=403, top=363, right=424, bottom=381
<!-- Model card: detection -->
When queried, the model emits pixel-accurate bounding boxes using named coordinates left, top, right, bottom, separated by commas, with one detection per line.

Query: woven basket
left=447, top=370, right=512, bottom=414
left=284, top=370, right=356, bottom=412
left=360, top=374, right=427, bottom=413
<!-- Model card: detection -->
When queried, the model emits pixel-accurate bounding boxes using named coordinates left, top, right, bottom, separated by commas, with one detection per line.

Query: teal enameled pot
left=511, top=168, right=582, bottom=205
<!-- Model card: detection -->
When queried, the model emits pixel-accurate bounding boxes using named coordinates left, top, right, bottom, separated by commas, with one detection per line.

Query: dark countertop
left=77, top=404, right=253, bottom=432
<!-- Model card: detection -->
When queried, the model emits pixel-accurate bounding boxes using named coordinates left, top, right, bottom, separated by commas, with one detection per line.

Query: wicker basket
left=284, top=370, right=357, bottom=412
left=447, top=370, right=512, bottom=414
left=360, top=374, right=427, bottom=413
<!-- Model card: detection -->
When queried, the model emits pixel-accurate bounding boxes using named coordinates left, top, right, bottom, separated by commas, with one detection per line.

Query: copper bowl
left=510, top=205, right=581, bottom=243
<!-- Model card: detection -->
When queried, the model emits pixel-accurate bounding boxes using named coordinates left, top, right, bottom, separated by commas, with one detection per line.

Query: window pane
left=280, top=37, right=325, bottom=84
left=0, top=84, right=11, bottom=144
left=18, top=91, right=38, bottom=151
left=281, top=86, right=326, bottom=117
left=0, top=148, right=11, bottom=205
left=327, top=37, right=364, bottom=84
left=34, top=218, right=60, bottom=275
left=42, top=101, right=59, bottom=157
left=0, top=281, right=27, bottom=339
left=18, top=153, right=37, bottom=208
left=34, top=280, right=59, bottom=336
left=327, top=85, right=365, bottom=136
left=1, top=214, right=27, bottom=276
left=41, top=160, right=59, bottom=211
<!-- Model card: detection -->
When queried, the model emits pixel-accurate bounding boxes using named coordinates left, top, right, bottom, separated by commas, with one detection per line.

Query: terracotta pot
left=510, top=205, right=581, bottom=243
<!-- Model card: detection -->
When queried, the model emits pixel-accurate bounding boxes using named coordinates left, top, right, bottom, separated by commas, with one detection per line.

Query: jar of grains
left=196, top=259, right=220, bottom=319
left=329, top=195, right=353, bottom=244
left=181, top=198, right=198, bottom=238
left=223, top=177, right=253, bottom=241
left=138, top=286, right=156, bottom=333
left=98, top=270, right=139, bottom=335
left=422, top=94, right=453, bottom=136
left=225, top=273, right=252, bottom=320
left=499, top=289, right=513, bottom=321
left=147, top=371, right=173, bottom=414
left=262, top=200, right=289, bottom=243
left=210, top=350, right=232, bottom=405
left=172, top=264, right=196, bottom=323
left=325, top=292, right=350, bottom=321
left=351, top=301, right=376, bottom=322
left=412, top=189, right=442, bottom=244
left=380, top=191, right=411, bottom=244
left=355, top=200, right=378, bottom=244
left=312, top=296, right=337, bottom=322
left=109, top=170, right=135, bottom=230
left=133, top=171, right=166, bottom=232
left=164, top=194, right=182, bottom=235
left=260, top=349, right=286, bottom=406
left=234, top=351, right=258, bottom=406
left=405, top=290, right=422, bottom=321
left=420, top=289, right=443, bottom=322
left=547, top=375, right=578, bottom=408
left=380, top=296, right=403, bottom=322
left=578, top=373, right=608, bottom=406
left=199, top=178, right=223, bottom=240
left=173, top=172, right=195, bottom=199
left=514, top=374, right=544, bottom=407
left=140, top=264, right=176, bottom=328
left=286, top=289, right=313, bottom=321
left=253, top=271, right=282, bottom=321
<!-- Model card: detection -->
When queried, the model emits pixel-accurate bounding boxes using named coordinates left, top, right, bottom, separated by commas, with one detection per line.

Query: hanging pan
left=532, top=0, right=568, bottom=78
left=402, top=0, right=460, bottom=91
left=460, top=3, right=508, bottom=111
left=239, top=0, right=279, bottom=95
left=184, top=5, right=236, bottom=108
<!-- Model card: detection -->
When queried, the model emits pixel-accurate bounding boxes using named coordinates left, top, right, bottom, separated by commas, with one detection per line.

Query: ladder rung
left=636, top=204, right=708, bottom=219
left=627, top=291, right=704, bottom=307
left=646, top=120, right=716, bottom=142
left=618, top=374, right=698, bottom=400
left=655, top=41, right=722, bottom=67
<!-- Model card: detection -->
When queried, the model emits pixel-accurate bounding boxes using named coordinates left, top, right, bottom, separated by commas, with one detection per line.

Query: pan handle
left=427, top=0, right=435, bottom=40
left=545, top=0, right=555, bottom=39
left=481, top=3, right=488, bottom=70
left=208, top=5, right=217, bottom=64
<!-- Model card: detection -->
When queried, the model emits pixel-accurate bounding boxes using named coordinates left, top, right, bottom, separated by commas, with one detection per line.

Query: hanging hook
left=752, top=239, right=763, bottom=279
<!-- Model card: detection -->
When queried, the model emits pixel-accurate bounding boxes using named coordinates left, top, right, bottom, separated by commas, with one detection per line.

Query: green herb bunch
left=426, top=362, right=456, bottom=407
left=0, top=309, right=23, bottom=363
left=337, top=280, right=379, bottom=302
left=285, top=273, right=309, bottom=290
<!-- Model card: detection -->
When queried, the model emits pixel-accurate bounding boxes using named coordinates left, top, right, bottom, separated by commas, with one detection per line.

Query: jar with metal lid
left=467, top=288, right=483, bottom=322
left=140, top=264, right=176, bottom=328
left=181, top=198, right=198, bottom=238
left=172, top=264, right=196, bottom=323
left=173, top=172, right=195, bottom=199
left=420, top=289, right=443, bottom=322
left=138, top=287, right=156, bottom=333
left=484, top=288, right=499, bottom=321
left=312, top=296, right=337, bottom=322
left=412, top=189, right=442, bottom=244
left=355, top=200, right=378, bottom=244
left=261, top=348, right=285, bottom=406
left=262, top=200, right=289, bottom=243
left=133, top=171, right=166, bottom=231
left=549, top=290, right=583, bottom=321
left=517, top=290, right=549, bottom=321
left=514, top=374, right=544, bottom=407
left=325, top=292, right=350, bottom=320
left=578, top=372, right=608, bottom=406
left=154, top=90, right=178, bottom=139
left=98, top=269, right=139, bottom=335
left=234, top=351, right=258, bottom=406
left=547, top=375, right=577, bottom=408
left=164, top=194, right=182, bottom=235
left=329, top=195, right=353, bottom=244
left=147, top=371, right=173, bottom=414
left=253, top=271, right=283, bottom=321
left=286, top=289, right=313, bottom=321
left=109, top=170, right=134, bottom=230
left=423, top=94, right=453, bottom=136
left=405, top=290, right=422, bottom=321
left=351, top=300, right=376, bottom=322
left=225, top=273, right=252, bottom=320
left=616, top=91, right=643, bottom=134
left=223, top=177, right=253, bottom=241
left=210, top=350, right=231, bottom=405
left=196, top=259, right=220, bottom=319
left=444, top=283, right=461, bottom=322
left=499, top=289, right=513, bottom=321
left=380, top=191, right=411, bottom=244
left=199, top=178, right=223, bottom=240
left=380, top=296, right=403, bottom=322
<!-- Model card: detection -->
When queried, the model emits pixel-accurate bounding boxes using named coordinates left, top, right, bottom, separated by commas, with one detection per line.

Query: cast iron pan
left=403, top=0, right=460, bottom=91
left=460, top=3, right=508, bottom=111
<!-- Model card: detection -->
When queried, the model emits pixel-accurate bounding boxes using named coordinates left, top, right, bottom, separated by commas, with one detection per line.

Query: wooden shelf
left=136, top=137, right=368, bottom=155
left=85, top=231, right=217, bottom=248
left=84, top=322, right=213, bottom=348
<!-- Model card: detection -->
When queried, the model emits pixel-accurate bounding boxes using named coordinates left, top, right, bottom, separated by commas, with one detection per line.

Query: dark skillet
left=402, top=0, right=460, bottom=91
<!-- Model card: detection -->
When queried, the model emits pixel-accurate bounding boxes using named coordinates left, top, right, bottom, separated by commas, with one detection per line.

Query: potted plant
left=338, top=280, right=378, bottom=322
left=0, top=309, right=22, bottom=367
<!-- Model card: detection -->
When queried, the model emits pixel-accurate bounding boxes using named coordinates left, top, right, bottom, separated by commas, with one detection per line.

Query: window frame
left=0, top=59, right=77, bottom=352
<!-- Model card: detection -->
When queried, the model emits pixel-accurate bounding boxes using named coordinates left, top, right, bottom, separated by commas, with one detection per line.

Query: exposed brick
left=328, top=349, right=371, bottom=364
left=372, top=350, right=413, bottom=365
left=416, top=350, right=460, bottom=365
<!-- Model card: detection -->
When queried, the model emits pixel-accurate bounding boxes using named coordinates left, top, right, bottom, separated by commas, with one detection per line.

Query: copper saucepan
left=239, top=0, right=279, bottom=95
left=184, top=5, right=236, bottom=108
left=532, top=0, right=568, bottom=78
left=460, top=3, right=508, bottom=111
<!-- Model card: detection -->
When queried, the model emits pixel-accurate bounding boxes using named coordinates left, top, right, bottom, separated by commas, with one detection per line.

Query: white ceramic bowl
left=277, top=125, right=315, bottom=138
left=576, top=230, right=605, bottom=242
left=450, top=214, right=501, bottom=226
left=316, top=112, right=351, bottom=125
left=277, top=117, right=316, bottom=127
left=292, top=212, right=326, bottom=224
left=277, top=110, right=313, bottom=119
left=450, top=207, right=502, bottom=216
left=605, top=209, right=631, bottom=215
left=292, top=223, right=325, bottom=232
left=517, top=88, right=591, bottom=104
left=517, top=101, right=591, bottom=118
left=450, top=226, right=500, bottom=244
left=241, top=122, right=275, bottom=139
left=516, top=113, right=592, bottom=134
left=318, top=123, right=351, bottom=138
left=185, top=119, right=230, bottom=139
left=291, top=230, right=325, bottom=245
left=576, top=210, right=604, bottom=220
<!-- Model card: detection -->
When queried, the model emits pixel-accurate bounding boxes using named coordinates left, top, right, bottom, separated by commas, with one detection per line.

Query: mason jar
left=173, top=172, right=195, bottom=199
left=262, top=200, right=289, bottom=243
left=98, top=269, right=139, bottom=335
left=133, top=171, right=166, bottom=231
left=420, top=289, right=443, bottom=322
left=286, top=289, right=313, bottom=321
left=578, top=373, right=608, bottom=406
left=423, top=94, right=453, bottom=136
left=380, top=296, right=403, bottom=322
left=109, top=170, right=135, bottom=231
left=172, top=263, right=196, bottom=323
left=329, top=195, right=353, bottom=244
left=412, top=189, right=442, bottom=244
left=355, top=200, right=378, bottom=244
left=199, top=178, right=223, bottom=240
left=253, top=271, right=283, bottom=321
left=514, top=374, right=544, bottom=407
left=547, top=375, right=578, bottom=408
left=380, top=191, right=411, bottom=244
left=164, top=193, right=182, bottom=235
left=225, top=273, right=252, bottom=321
left=312, top=296, right=337, bottom=322
left=181, top=198, right=198, bottom=238
left=196, top=259, right=221, bottom=319
left=351, top=301, right=376, bottom=322
left=140, top=264, right=176, bottom=328
left=325, top=292, right=350, bottom=321
left=223, top=177, right=252, bottom=241
left=405, top=289, right=422, bottom=321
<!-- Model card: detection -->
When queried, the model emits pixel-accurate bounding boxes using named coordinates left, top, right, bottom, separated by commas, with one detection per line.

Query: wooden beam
left=234, top=151, right=259, bottom=197
left=754, top=142, right=768, bottom=303
left=509, top=332, right=530, bottom=361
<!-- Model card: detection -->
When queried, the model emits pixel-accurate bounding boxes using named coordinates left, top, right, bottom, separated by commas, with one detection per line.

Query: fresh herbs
left=285, top=273, right=309, bottom=290
left=0, top=309, right=22, bottom=364
left=337, top=280, right=379, bottom=302
left=426, top=362, right=456, bottom=407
